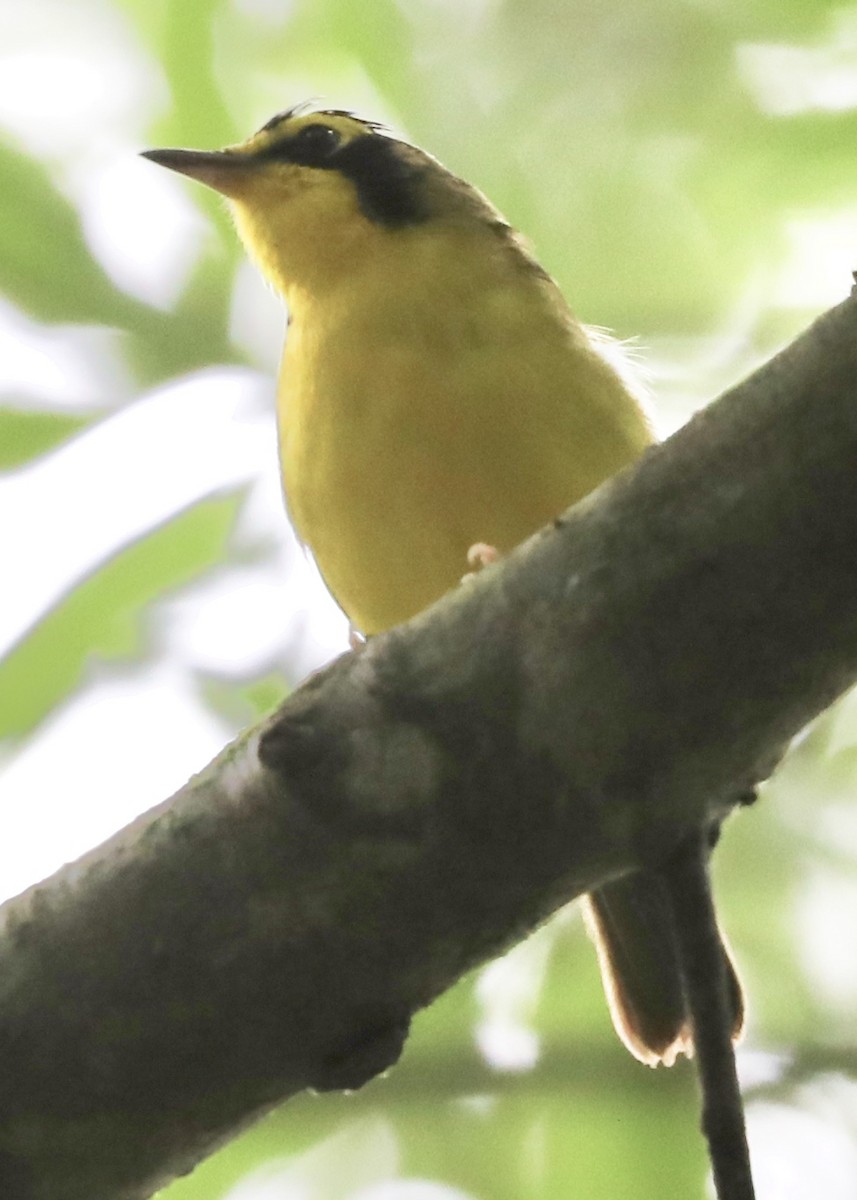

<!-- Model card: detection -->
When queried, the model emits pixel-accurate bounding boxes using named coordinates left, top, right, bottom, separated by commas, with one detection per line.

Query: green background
left=2, top=0, right=857, bottom=1196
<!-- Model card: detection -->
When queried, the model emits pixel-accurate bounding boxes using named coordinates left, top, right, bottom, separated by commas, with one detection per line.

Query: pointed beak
left=141, top=148, right=258, bottom=199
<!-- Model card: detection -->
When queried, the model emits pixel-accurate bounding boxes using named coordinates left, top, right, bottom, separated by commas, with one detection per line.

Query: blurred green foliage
left=0, top=406, right=97, bottom=468
left=0, top=494, right=243, bottom=737
left=3, top=0, right=857, bottom=1197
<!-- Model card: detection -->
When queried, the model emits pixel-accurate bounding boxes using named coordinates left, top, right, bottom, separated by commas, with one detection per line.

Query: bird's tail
left=583, top=871, right=744, bottom=1067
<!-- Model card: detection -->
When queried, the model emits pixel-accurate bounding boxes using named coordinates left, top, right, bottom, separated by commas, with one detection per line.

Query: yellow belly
left=279, top=296, right=652, bottom=635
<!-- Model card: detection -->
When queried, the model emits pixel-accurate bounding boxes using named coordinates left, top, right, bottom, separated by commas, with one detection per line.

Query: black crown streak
left=260, top=105, right=302, bottom=133
left=258, top=131, right=430, bottom=228
left=259, top=106, right=387, bottom=136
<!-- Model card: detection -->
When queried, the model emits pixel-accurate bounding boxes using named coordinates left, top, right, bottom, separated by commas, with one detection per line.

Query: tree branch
left=2, top=294, right=857, bottom=1199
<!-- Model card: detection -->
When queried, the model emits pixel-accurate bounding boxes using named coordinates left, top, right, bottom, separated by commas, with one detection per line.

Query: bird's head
left=142, top=107, right=492, bottom=303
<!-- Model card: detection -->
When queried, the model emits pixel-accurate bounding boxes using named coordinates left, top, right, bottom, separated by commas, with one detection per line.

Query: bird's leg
left=466, top=542, right=502, bottom=570
left=461, top=542, right=502, bottom=585
left=659, top=829, right=755, bottom=1200
left=349, top=625, right=367, bottom=652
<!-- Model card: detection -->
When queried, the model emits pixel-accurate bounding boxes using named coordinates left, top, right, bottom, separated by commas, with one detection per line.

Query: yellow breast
left=278, top=227, right=652, bottom=635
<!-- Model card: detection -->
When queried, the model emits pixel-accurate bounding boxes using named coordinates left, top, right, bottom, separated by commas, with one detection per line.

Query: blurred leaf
left=0, top=406, right=99, bottom=469
left=0, top=143, right=146, bottom=328
left=0, top=141, right=240, bottom=388
left=123, top=250, right=245, bottom=385
left=135, top=0, right=238, bottom=148
left=161, top=0, right=235, bottom=142
left=281, top=0, right=417, bottom=113
left=199, top=671, right=290, bottom=727
left=0, top=492, right=242, bottom=738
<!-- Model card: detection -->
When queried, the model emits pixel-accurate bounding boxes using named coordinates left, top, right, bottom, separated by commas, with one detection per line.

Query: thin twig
left=661, top=831, right=756, bottom=1200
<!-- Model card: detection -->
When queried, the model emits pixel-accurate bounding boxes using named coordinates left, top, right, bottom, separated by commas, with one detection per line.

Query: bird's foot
left=461, top=542, right=502, bottom=585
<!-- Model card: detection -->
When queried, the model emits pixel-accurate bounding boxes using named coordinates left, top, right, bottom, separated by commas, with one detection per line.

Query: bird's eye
left=290, top=124, right=342, bottom=161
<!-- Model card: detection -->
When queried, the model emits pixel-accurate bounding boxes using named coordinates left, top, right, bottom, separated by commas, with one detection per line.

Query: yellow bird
left=143, top=107, right=742, bottom=1066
